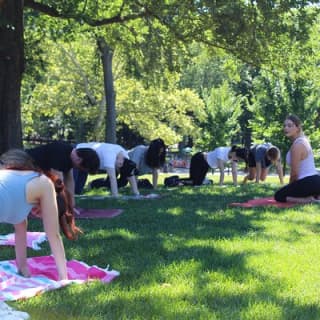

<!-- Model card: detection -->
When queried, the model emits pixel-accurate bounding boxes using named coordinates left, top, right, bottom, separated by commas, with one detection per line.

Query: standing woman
left=275, top=115, right=320, bottom=203
left=0, top=149, right=67, bottom=280
left=129, top=138, right=166, bottom=189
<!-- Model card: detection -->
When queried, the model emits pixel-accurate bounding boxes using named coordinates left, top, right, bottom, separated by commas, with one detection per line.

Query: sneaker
left=202, top=178, right=213, bottom=185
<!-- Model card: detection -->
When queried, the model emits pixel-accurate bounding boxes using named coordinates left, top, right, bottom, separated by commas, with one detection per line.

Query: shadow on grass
left=10, top=183, right=320, bottom=319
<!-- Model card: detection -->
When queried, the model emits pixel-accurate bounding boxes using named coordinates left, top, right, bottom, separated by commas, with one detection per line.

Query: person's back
left=0, top=170, right=39, bottom=224
left=206, top=147, right=231, bottom=169
left=26, top=141, right=73, bottom=173
left=76, top=142, right=127, bottom=170
left=129, top=145, right=150, bottom=175
left=286, top=137, right=317, bottom=180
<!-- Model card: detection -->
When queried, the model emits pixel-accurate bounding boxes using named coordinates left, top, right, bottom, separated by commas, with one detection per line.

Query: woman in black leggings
left=188, top=146, right=249, bottom=186
left=275, top=115, right=320, bottom=203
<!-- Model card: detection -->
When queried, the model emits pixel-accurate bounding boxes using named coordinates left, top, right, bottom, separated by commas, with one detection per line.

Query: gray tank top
left=0, top=170, right=39, bottom=224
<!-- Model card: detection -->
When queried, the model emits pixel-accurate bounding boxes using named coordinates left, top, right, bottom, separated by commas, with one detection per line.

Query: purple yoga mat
left=75, top=208, right=123, bottom=219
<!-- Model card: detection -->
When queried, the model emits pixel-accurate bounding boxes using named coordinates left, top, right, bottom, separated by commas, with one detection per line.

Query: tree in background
left=1, top=0, right=319, bottom=153
left=198, top=81, right=244, bottom=150
left=248, top=13, right=320, bottom=159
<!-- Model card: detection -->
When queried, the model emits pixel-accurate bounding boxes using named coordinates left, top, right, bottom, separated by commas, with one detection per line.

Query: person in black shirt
left=26, top=141, right=99, bottom=207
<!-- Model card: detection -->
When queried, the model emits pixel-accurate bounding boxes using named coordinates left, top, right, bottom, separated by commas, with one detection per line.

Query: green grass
left=2, top=173, right=320, bottom=319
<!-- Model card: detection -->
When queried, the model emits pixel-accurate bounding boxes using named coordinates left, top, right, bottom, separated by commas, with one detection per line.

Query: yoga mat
left=76, top=193, right=161, bottom=200
left=75, top=208, right=123, bottom=219
left=0, top=255, right=119, bottom=301
left=229, top=197, right=298, bottom=208
left=121, top=193, right=161, bottom=200
left=0, top=232, right=47, bottom=250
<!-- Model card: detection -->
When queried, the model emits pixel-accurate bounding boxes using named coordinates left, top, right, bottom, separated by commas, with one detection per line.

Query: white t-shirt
left=206, top=147, right=231, bottom=169
left=76, top=142, right=128, bottom=170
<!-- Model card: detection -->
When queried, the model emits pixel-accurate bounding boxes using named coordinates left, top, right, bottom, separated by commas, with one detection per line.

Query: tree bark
left=0, top=0, right=23, bottom=154
left=97, top=37, right=116, bottom=144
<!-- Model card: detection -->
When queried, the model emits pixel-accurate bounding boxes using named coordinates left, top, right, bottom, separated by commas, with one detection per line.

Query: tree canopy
left=1, top=0, right=319, bottom=153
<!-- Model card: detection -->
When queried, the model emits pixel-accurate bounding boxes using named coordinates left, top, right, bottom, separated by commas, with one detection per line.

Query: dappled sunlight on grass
left=6, top=174, right=320, bottom=319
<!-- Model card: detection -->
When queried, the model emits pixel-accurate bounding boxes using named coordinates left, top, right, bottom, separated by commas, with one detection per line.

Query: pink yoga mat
left=75, top=208, right=123, bottom=219
left=0, top=255, right=119, bottom=301
left=229, top=197, right=298, bottom=208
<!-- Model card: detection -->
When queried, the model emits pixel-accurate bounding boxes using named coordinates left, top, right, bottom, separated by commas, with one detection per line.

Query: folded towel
left=0, top=232, right=47, bottom=250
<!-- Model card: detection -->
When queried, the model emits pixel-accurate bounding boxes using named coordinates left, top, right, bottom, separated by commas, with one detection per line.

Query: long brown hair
left=44, top=171, right=83, bottom=240
left=1, top=149, right=82, bottom=240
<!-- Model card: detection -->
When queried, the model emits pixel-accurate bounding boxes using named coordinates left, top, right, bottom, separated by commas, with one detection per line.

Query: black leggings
left=274, top=174, right=320, bottom=202
left=189, top=152, right=210, bottom=186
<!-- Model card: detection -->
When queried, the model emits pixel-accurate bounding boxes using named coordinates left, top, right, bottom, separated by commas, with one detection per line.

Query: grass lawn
left=1, top=173, right=320, bottom=319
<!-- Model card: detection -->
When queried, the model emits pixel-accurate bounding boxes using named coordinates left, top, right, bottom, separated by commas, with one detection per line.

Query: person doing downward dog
left=243, top=142, right=284, bottom=184
left=275, top=115, right=320, bottom=203
left=188, top=146, right=248, bottom=186
left=0, top=149, right=68, bottom=280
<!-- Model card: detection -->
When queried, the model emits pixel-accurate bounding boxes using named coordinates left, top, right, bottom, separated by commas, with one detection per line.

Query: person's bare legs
left=243, top=167, right=256, bottom=184
left=259, top=168, right=268, bottom=182
left=14, top=220, right=31, bottom=277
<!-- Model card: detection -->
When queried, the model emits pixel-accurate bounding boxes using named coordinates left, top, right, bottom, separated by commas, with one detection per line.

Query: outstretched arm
left=275, top=160, right=284, bottom=184
left=128, top=175, right=140, bottom=195
left=217, top=159, right=225, bottom=185
left=33, top=176, right=67, bottom=280
left=63, top=169, right=76, bottom=207
left=231, top=161, right=238, bottom=186
left=152, top=169, right=159, bottom=188
left=106, top=167, right=119, bottom=196
left=255, top=162, right=262, bottom=183
left=14, top=220, right=29, bottom=277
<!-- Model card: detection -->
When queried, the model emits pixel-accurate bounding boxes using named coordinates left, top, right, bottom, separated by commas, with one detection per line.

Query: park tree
left=0, top=0, right=319, bottom=154
left=247, top=12, right=320, bottom=157
left=21, top=35, right=205, bottom=145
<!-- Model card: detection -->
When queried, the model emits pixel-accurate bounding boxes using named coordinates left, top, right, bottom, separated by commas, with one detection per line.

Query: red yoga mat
left=229, top=197, right=298, bottom=208
left=75, top=208, right=123, bottom=219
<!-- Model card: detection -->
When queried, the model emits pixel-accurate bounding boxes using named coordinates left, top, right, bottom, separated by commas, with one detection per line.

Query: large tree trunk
left=97, top=37, right=116, bottom=144
left=0, top=0, right=23, bottom=154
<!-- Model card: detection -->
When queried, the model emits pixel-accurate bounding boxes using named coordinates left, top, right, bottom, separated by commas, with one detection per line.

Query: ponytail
left=45, top=172, right=83, bottom=240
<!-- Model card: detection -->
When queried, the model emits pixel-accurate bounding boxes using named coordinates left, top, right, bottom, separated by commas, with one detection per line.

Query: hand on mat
left=18, top=266, right=31, bottom=278
left=73, top=207, right=81, bottom=215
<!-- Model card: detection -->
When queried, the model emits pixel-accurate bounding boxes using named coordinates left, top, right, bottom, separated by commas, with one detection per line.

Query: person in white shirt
left=188, top=145, right=249, bottom=186
left=76, top=142, right=139, bottom=197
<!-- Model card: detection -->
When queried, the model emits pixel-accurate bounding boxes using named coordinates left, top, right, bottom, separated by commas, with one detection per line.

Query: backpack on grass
left=164, top=175, right=181, bottom=187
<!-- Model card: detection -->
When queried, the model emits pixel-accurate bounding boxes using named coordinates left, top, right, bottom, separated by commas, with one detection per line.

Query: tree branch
left=24, top=0, right=149, bottom=26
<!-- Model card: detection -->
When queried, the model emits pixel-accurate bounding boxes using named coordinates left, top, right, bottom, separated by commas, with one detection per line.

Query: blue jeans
left=73, top=169, right=88, bottom=194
